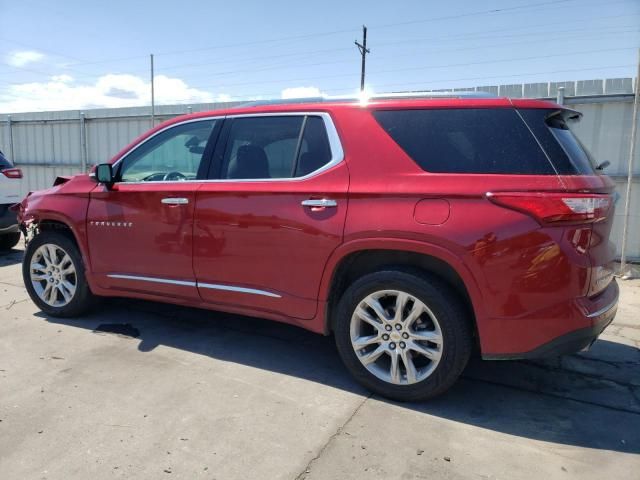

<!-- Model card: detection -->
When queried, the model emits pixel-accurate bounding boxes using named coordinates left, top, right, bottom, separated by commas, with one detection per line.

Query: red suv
left=18, top=95, right=619, bottom=401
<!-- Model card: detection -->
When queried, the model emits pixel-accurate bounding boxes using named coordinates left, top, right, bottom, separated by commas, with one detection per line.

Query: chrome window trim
left=106, top=274, right=281, bottom=298
left=111, top=111, right=344, bottom=185
left=112, top=116, right=224, bottom=173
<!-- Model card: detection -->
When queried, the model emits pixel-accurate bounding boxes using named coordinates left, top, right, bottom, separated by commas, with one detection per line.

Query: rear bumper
left=483, top=280, right=619, bottom=360
left=0, top=204, right=18, bottom=233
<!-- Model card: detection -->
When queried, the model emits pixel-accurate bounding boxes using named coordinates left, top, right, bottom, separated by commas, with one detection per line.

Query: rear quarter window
left=373, top=108, right=556, bottom=174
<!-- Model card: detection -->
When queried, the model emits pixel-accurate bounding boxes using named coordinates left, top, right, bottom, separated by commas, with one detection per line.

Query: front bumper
left=0, top=204, right=19, bottom=233
left=483, top=280, right=619, bottom=360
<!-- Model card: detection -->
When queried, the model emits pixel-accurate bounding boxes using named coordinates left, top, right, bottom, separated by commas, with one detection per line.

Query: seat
left=227, top=145, right=270, bottom=179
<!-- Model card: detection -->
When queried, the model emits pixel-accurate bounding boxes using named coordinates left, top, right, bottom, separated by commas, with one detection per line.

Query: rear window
left=0, top=151, right=12, bottom=169
left=518, top=109, right=596, bottom=175
left=373, top=108, right=555, bottom=174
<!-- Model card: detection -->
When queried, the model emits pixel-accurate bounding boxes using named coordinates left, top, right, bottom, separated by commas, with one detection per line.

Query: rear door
left=88, top=118, right=220, bottom=300
left=193, top=113, right=348, bottom=319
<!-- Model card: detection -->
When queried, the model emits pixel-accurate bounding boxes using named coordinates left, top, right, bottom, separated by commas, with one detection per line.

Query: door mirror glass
left=96, top=163, right=114, bottom=184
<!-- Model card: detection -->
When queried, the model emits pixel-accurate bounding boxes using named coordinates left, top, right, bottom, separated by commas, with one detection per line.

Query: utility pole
left=620, top=47, right=640, bottom=277
left=150, top=53, right=155, bottom=127
left=355, top=25, right=370, bottom=92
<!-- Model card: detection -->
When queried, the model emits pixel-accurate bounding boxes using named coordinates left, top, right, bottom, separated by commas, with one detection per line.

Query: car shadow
left=0, top=246, right=23, bottom=266
left=39, top=298, right=640, bottom=455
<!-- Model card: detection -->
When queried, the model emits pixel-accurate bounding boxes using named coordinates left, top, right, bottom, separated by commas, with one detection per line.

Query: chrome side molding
left=106, top=274, right=281, bottom=298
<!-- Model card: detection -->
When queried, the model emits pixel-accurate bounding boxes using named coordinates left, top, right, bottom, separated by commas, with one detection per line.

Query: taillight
left=1, top=168, right=23, bottom=179
left=487, top=192, right=612, bottom=225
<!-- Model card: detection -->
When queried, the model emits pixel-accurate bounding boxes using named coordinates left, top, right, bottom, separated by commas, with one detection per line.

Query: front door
left=193, top=113, right=348, bottom=319
left=88, top=119, right=219, bottom=300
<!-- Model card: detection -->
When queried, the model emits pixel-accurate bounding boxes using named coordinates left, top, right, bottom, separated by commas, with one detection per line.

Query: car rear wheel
left=22, top=231, right=95, bottom=317
left=334, top=269, right=473, bottom=401
left=0, top=232, right=20, bottom=251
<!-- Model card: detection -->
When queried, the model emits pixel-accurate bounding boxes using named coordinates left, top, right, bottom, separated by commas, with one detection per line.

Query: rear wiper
left=595, top=160, right=610, bottom=171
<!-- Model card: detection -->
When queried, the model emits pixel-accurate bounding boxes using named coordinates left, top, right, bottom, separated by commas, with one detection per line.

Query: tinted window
left=518, top=109, right=596, bottom=175
left=220, top=115, right=333, bottom=180
left=296, top=116, right=332, bottom=177
left=373, top=108, right=555, bottom=174
left=0, top=150, right=12, bottom=169
left=119, top=120, right=216, bottom=182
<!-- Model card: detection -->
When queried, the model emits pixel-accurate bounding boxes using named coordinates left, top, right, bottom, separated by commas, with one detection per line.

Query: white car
left=0, top=150, right=22, bottom=251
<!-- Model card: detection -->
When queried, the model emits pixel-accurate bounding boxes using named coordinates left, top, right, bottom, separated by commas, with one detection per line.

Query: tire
left=334, top=269, right=473, bottom=402
left=22, top=231, right=95, bottom=317
left=0, top=232, right=20, bottom=251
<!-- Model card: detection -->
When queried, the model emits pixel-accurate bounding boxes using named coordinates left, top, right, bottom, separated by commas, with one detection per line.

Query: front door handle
left=161, top=197, right=189, bottom=205
left=301, top=199, right=337, bottom=208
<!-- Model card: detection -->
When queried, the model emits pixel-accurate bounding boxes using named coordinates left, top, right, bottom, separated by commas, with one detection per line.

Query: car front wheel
left=334, top=269, right=473, bottom=401
left=22, top=231, right=95, bottom=317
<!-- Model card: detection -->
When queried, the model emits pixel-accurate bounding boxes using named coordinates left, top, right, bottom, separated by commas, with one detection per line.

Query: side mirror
left=95, top=163, right=114, bottom=186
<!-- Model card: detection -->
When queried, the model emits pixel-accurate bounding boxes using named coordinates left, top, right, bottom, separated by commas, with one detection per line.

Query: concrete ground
left=0, top=245, right=638, bottom=480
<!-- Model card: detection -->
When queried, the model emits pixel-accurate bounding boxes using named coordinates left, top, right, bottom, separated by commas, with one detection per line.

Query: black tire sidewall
left=334, top=269, right=472, bottom=401
left=22, top=232, right=93, bottom=317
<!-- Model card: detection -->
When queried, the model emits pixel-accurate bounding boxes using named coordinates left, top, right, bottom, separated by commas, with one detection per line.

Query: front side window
left=219, top=115, right=333, bottom=180
left=119, top=120, right=216, bottom=182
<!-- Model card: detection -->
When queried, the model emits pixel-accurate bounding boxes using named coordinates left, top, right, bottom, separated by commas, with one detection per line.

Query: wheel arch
left=318, top=239, right=485, bottom=340
left=26, top=212, right=91, bottom=271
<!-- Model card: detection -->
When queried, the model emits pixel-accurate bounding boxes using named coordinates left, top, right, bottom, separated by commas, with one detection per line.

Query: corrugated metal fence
left=1, top=79, right=638, bottom=259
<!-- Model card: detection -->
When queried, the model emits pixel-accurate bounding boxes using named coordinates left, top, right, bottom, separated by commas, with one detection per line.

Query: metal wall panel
left=0, top=84, right=637, bottom=258
left=611, top=178, right=640, bottom=261
left=571, top=101, right=638, bottom=176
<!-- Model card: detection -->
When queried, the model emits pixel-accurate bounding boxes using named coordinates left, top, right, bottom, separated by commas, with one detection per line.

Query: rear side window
left=0, top=151, right=13, bottom=169
left=373, top=108, right=555, bottom=174
left=295, top=116, right=332, bottom=177
left=518, top=109, right=596, bottom=175
left=219, top=115, right=333, bottom=180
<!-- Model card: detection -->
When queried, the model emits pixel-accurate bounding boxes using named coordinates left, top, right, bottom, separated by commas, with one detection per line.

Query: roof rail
left=369, top=91, right=498, bottom=99
left=238, top=90, right=498, bottom=108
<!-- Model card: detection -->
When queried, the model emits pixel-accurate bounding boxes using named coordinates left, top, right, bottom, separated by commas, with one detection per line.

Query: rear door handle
left=161, top=197, right=189, bottom=205
left=301, top=199, right=337, bottom=208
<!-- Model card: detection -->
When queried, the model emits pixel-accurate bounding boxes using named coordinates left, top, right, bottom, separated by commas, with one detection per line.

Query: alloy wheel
left=29, top=243, right=77, bottom=307
left=350, top=289, right=443, bottom=385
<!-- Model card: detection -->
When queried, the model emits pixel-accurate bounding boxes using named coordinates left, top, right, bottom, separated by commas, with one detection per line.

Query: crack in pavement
left=294, top=393, right=372, bottom=480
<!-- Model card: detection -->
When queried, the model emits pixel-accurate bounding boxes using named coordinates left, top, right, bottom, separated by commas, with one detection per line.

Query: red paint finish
left=87, top=182, right=201, bottom=300
left=413, top=199, right=450, bottom=225
left=193, top=164, right=349, bottom=319
left=18, top=97, right=618, bottom=358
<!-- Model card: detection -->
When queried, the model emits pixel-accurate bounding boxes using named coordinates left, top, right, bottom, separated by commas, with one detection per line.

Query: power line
left=178, top=47, right=637, bottom=92
left=0, top=3, right=635, bottom=84
left=1, top=64, right=634, bottom=108
left=3, top=23, right=635, bottom=87
left=0, top=0, right=594, bottom=71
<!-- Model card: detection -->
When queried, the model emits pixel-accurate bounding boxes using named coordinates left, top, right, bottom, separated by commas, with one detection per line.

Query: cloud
left=51, top=74, right=73, bottom=83
left=0, top=73, right=221, bottom=113
left=6, top=50, right=45, bottom=67
left=281, top=86, right=325, bottom=99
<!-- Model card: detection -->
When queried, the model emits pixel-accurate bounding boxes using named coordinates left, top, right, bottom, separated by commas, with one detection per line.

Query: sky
left=0, top=0, right=638, bottom=113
